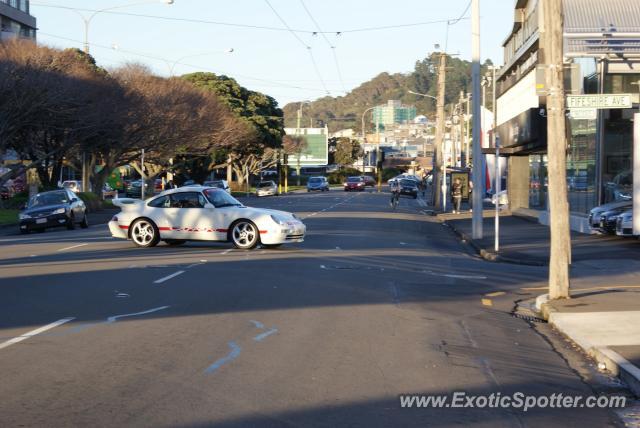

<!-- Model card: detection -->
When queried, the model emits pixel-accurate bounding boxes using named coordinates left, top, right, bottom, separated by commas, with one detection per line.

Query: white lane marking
left=56, top=243, right=88, bottom=252
left=254, top=328, right=278, bottom=342
left=427, top=272, right=488, bottom=280
left=115, top=293, right=130, bottom=298
left=221, top=249, right=233, bottom=255
left=153, top=270, right=185, bottom=284
left=106, top=306, right=170, bottom=323
left=0, top=318, right=75, bottom=350
left=186, top=263, right=204, bottom=269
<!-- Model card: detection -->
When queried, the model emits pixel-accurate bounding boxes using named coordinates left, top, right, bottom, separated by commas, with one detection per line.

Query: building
left=0, top=0, right=36, bottom=41
left=284, top=127, right=329, bottom=167
left=372, top=100, right=417, bottom=127
left=495, top=0, right=640, bottom=229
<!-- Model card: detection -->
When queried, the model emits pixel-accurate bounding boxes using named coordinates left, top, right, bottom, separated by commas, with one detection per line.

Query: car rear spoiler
left=111, top=198, right=144, bottom=209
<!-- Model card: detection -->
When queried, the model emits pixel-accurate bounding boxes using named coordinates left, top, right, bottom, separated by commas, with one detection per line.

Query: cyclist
left=389, top=179, right=400, bottom=208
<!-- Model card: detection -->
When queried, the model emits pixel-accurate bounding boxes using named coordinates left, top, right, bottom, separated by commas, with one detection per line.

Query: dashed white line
left=106, top=306, right=170, bottom=323
left=0, top=318, right=75, bottom=350
left=153, top=270, right=185, bottom=284
left=221, top=249, right=233, bottom=255
left=56, top=243, right=89, bottom=252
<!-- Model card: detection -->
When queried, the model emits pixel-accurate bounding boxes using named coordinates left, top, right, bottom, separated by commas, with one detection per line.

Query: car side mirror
left=71, top=198, right=78, bottom=203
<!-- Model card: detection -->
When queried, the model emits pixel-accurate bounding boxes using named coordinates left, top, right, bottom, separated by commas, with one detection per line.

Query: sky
left=31, top=0, right=515, bottom=107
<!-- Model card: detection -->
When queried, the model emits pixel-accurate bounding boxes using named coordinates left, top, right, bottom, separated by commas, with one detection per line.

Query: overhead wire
left=263, top=0, right=330, bottom=95
left=299, top=0, right=347, bottom=94
left=31, top=2, right=469, bottom=35
left=37, top=31, right=339, bottom=94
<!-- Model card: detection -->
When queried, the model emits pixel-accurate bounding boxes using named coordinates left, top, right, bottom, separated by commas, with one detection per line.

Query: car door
left=168, top=192, right=220, bottom=240
left=66, top=190, right=83, bottom=220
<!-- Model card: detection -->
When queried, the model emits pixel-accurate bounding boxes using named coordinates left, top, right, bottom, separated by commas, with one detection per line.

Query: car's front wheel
left=130, top=219, right=160, bottom=248
left=80, top=213, right=89, bottom=228
left=230, top=220, right=260, bottom=250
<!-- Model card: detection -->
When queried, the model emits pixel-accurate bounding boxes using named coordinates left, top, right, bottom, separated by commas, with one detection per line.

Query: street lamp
left=69, top=0, right=174, bottom=54
left=408, top=90, right=438, bottom=101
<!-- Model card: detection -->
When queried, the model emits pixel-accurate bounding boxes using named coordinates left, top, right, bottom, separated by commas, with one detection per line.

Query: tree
left=0, top=41, right=120, bottom=188
left=181, top=72, right=284, bottom=186
left=334, top=137, right=362, bottom=167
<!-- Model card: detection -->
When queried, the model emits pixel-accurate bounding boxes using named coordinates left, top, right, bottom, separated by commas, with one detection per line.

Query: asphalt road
left=0, top=190, right=625, bottom=427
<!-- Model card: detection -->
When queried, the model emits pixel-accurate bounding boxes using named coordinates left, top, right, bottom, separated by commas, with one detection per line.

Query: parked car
left=203, top=179, right=231, bottom=193
left=361, top=175, right=376, bottom=187
left=0, top=185, right=14, bottom=199
left=616, top=210, right=635, bottom=237
left=109, top=187, right=305, bottom=249
left=307, top=176, right=329, bottom=192
left=605, top=170, right=632, bottom=201
left=102, top=183, right=118, bottom=200
left=182, top=179, right=197, bottom=187
left=398, top=178, right=419, bottom=199
left=344, top=176, right=365, bottom=191
left=19, top=189, right=88, bottom=233
left=588, top=200, right=632, bottom=230
left=61, top=180, right=83, bottom=193
left=126, top=179, right=162, bottom=198
left=598, top=206, right=631, bottom=234
left=256, top=180, right=277, bottom=197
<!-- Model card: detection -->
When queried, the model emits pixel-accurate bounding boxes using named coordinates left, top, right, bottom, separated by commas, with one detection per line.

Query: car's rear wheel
left=130, top=219, right=160, bottom=247
left=67, top=214, right=75, bottom=230
left=164, top=239, right=186, bottom=246
left=230, top=220, right=259, bottom=250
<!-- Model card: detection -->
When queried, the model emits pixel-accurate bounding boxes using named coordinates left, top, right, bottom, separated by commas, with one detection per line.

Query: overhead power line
left=31, top=3, right=469, bottom=35
left=263, top=0, right=330, bottom=95
left=299, top=0, right=347, bottom=94
left=37, top=31, right=338, bottom=94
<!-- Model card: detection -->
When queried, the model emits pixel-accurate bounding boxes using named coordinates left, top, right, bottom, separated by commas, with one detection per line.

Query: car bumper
left=344, top=186, right=364, bottom=191
left=260, top=222, right=306, bottom=245
left=109, top=220, right=129, bottom=239
left=307, top=186, right=328, bottom=191
left=257, top=190, right=276, bottom=197
left=20, top=214, right=70, bottom=231
left=400, top=189, right=418, bottom=196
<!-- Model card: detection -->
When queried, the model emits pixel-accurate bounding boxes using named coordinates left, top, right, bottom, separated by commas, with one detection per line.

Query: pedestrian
left=452, top=178, right=462, bottom=214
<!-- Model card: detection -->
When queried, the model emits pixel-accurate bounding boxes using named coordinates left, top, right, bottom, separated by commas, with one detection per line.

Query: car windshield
left=258, top=182, right=274, bottom=188
left=29, top=191, right=69, bottom=207
left=347, top=177, right=362, bottom=183
left=400, top=179, right=415, bottom=187
left=309, top=178, right=323, bottom=184
left=203, top=189, right=243, bottom=208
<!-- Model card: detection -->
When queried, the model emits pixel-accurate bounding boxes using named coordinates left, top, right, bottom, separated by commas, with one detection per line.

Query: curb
left=537, top=298, right=640, bottom=398
left=444, top=220, right=547, bottom=267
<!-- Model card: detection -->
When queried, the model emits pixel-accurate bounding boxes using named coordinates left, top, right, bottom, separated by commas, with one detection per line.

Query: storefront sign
left=567, top=94, right=632, bottom=109
left=569, top=108, right=597, bottom=120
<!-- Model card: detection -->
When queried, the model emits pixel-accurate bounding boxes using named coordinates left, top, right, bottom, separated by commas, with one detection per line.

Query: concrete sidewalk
left=445, top=213, right=640, bottom=266
left=439, top=212, right=640, bottom=397
left=537, top=290, right=640, bottom=397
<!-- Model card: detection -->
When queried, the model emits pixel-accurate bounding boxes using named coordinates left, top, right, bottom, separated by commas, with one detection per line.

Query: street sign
left=569, top=108, right=597, bottom=120
left=566, top=94, right=633, bottom=109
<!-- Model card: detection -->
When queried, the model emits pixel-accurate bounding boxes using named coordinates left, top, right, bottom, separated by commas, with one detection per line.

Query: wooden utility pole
left=433, top=52, right=447, bottom=208
left=542, top=0, right=571, bottom=299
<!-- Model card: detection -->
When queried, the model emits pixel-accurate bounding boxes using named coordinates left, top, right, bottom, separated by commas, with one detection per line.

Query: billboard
left=284, top=127, right=328, bottom=166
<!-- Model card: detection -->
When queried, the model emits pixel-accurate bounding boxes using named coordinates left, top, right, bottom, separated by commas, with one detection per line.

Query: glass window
left=169, top=192, right=205, bottom=208
left=566, top=117, right=597, bottom=213
left=529, top=155, right=547, bottom=209
left=148, top=195, right=170, bottom=208
left=602, top=108, right=634, bottom=203
left=203, top=189, right=242, bottom=208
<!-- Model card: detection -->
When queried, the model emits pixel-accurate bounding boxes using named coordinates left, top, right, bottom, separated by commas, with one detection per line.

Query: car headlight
left=52, top=207, right=66, bottom=215
left=271, top=214, right=288, bottom=225
left=19, top=213, right=31, bottom=220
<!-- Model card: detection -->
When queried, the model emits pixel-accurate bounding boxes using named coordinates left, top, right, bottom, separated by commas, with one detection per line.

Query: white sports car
left=109, top=186, right=306, bottom=249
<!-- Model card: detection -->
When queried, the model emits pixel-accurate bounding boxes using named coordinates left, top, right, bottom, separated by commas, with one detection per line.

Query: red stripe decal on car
left=119, top=225, right=129, bottom=230
left=259, top=230, right=268, bottom=234
left=159, top=227, right=171, bottom=231
left=216, top=228, right=228, bottom=233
